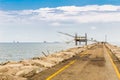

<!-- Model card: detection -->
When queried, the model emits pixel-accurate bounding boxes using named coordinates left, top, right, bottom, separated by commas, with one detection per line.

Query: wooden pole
left=42, top=52, right=47, bottom=57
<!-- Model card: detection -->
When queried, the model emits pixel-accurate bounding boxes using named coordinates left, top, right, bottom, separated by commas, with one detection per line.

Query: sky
left=0, top=0, right=120, bottom=43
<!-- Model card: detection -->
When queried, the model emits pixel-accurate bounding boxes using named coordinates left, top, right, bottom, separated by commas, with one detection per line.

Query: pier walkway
left=30, top=43, right=120, bottom=80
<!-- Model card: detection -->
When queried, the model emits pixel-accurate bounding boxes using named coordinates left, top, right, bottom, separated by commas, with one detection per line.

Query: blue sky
left=0, top=0, right=120, bottom=10
left=0, top=0, right=120, bottom=43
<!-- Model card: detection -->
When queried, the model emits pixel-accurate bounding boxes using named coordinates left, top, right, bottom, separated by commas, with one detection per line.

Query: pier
left=29, top=43, right=120, bottom=80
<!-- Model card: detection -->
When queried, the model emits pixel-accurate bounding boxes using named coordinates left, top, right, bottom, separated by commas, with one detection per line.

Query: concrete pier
left=30, top=43, right=120, bottom=80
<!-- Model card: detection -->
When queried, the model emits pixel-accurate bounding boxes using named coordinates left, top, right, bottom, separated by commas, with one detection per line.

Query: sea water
left=0, top=42, right=76, bottom=63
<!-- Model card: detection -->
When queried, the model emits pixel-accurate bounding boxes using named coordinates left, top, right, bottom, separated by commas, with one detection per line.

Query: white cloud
left=91, top=26, right=97, bottom=30
left=0, top=5, right=120, bottom=25
left=51, top=22, right=61, bottom=26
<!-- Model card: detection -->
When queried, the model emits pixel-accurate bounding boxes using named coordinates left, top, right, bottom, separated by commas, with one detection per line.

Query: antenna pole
left=85, top=33, right=87, bottom=45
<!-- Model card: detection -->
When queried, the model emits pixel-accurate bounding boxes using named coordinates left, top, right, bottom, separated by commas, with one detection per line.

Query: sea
left=0, top=42, right=77, bottom=63
left=0, top=41, right=103, bottom=63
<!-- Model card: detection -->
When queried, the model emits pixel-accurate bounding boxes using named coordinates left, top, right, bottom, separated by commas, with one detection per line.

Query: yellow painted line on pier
left=106, top=47, right=120, bottom=80
left=46, top=49, right=88, bottom=80
left=46, top=60, right=76, bottom=80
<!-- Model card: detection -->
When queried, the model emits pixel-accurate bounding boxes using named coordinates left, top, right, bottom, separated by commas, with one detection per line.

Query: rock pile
left=106, top=43, right=120, bottom=60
